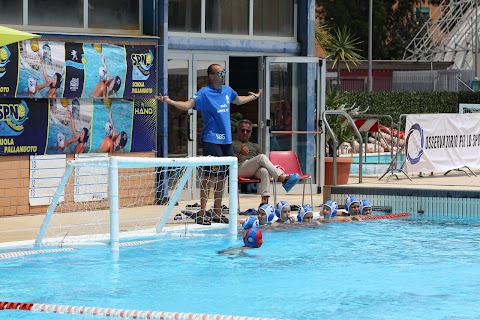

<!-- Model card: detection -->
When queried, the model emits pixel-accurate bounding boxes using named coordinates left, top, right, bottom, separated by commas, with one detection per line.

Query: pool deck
left=1, top=169, right=479, bottom=246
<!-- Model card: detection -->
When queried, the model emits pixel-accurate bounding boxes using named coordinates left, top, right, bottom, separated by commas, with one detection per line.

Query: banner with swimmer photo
left=0, top=98, right=156, bottom=156
left=0, top=40, right=156, bottom=99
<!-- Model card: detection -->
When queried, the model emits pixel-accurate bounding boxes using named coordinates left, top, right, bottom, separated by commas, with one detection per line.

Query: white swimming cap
left=275, top=201, right=290, bottom=218
left=297, top=205, right=313, bottom=222
left=57, top=132, right=65, bottom=148
left=99, top=66, right=107, bottom=81
left=105, top=122, right=113, bottom=136
left=28, top=77, right=37, bottom=94
left=259, top=204, right=277, bottom=224
left=323, top=200, right=338, bottom=219
left=344, top=196, right=360, bottom=213
left=242, top=216, right=259, bottom=230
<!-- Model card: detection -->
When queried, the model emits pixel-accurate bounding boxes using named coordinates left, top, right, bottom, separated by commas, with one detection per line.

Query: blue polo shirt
left=192, top=84, right=238, bottom=144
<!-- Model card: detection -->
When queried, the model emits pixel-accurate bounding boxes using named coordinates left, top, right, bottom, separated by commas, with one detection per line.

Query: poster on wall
left=82, top=43, right=126, bottom=99
left=0, top=98, right=156, bottom=156
left=16, top=40, right=65, bottom=99
left=0, top=40, right=156, bottom=99
left=0, top=99, right=48, bottom=155
left=0, top=44, right=19, bottom=98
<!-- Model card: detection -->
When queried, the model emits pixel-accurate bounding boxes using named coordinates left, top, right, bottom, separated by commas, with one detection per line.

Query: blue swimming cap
left=297, top=205, right=313, bottom=222
left=323, top=200, right=338, bottom=219
left=259, top=204, right=277, bottom=223
left=360, top=199, right=372, bottom=214
left=344, top=196, right=360, bottom=214
left=275, top=201, right=290, bottom=218
left=243, top=228, right=263, bottom=248
left=242, top=216, right=259, bottom=230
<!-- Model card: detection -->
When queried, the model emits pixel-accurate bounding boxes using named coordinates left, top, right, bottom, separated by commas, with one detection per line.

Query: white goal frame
left=34, top=156, right=239, bottom=252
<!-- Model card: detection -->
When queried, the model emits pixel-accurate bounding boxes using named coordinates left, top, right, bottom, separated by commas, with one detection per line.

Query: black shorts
left=202, top=142, right=233, bottom=175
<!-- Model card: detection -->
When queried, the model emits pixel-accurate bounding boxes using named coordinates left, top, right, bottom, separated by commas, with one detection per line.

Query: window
left=169, top=0, right=201, bottom=33
left=89, top=0, right=139, bottom=30
left=0, top=1, right=23, bottom=25
left=168, top=0, right=295, bottom=38
left=28, top=0, right=83, bottom=28
left=254, top=0, right=293, bottom=37
left=1, top=0, right=141, bottom=34
left=205, top=0, right=249, bottom=35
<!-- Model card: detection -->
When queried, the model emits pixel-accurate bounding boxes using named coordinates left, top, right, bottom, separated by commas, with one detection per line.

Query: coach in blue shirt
left=156, top=63, right=262, bottom=225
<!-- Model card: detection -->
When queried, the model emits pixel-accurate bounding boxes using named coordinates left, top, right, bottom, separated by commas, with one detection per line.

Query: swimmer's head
left=345, top=196, right=361, bottom=216
left=57, top=132, right=65, bottom=148
left=242, top=216, right=259, bottom=230
left=113, top=76, right=121, bottom=92
left=99, top=66, right=107, bottom=81
left=243, top=227, right=263, bottom=248
left=258, top=204, right=277, bottom=225
left=322, top=200, right=338, bottom=219
left=297, top=205, right=313, bottom=222
left=360, top=199, right=372, bottom=215
left=119, top=131, right=128, bottom=147
left=105, top=122, right=113, bottom=137
left=275, top=201, right=291, bottom=220
left=81, top=127, right=89, bottom=143
left=53, top=73, right=62, bottom=88
left=28, top=77, right=37, bottom=94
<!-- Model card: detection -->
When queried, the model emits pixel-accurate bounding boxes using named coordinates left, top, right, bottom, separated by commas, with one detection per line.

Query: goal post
left=34, top=156, right=239, bottom=251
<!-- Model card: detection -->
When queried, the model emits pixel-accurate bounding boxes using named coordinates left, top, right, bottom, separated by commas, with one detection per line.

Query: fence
left=327, top=69, right=475, bottom=92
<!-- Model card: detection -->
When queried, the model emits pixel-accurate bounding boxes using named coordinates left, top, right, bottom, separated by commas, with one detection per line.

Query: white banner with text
left=405, top=113, right=480, bottom=173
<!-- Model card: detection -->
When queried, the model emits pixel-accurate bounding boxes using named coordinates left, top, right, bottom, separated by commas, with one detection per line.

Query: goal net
left=34, top=156, right=238, bottom=251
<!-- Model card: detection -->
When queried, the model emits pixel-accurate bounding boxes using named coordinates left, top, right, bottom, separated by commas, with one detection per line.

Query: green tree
left=316, top=0, right=443, bottom=60
left=317, top=25, right=364, bottom=87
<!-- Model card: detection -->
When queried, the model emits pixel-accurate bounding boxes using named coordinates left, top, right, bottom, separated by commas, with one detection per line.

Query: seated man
left=233, top=119, right=299, bottom=206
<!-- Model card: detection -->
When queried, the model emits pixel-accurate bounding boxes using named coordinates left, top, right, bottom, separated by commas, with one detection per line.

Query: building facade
left=0, top=0, right=324, bottom=216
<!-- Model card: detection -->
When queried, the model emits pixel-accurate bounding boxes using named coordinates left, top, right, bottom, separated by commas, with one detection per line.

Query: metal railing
left=322, top=110, right=363, bottom=185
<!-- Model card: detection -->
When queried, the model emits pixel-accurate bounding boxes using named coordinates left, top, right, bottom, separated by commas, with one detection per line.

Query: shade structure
left=0, top=26, right=41, bottom=47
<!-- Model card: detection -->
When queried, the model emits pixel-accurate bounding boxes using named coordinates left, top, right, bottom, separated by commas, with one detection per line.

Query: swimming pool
left=2, top=217, right=480, bottom=319
left=350, top=153, right=405, bottom=175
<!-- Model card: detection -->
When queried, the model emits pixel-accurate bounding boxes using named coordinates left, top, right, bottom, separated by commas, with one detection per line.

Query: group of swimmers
left=227, top=196, right=373, bottom=253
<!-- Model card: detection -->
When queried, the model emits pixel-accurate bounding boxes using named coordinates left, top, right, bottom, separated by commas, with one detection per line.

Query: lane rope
left=0, top=301, right=280, bottom=320
left=360, top=212, right=411, bottom=221
left=0, top=248, right=74, bottom=259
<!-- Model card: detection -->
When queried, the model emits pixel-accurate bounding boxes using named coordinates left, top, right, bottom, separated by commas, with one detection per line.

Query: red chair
left=238, top=176, right=277, bottom=213
left=269, top=150, right=313, bottom=208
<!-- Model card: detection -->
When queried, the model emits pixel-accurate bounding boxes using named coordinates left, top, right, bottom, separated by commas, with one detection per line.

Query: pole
left=475, top=0, right=478, bottom=79
left=368, top=0, right=373, bottom=92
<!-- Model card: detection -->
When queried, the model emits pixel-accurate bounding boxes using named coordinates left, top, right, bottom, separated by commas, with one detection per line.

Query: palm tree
left=317, top=25, right=364, bottom=89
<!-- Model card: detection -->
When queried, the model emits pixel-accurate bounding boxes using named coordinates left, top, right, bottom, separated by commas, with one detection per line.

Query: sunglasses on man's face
left=214, top=70, right=226, bottom=76
left=240, top=128, right=252, bottom=133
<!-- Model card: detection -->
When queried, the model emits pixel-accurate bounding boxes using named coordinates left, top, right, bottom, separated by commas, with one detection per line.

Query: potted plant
left=323, top=89, right=356, bottom=185
left=316, top=24, right=363, bottom=185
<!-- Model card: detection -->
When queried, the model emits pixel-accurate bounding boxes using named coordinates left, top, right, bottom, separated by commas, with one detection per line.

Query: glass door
left=263, top=57, right=323, bottom=187
left=167, top=55, right=191, bottom=158
left=166, top=52, right=229, bottom=200
left=167, top=54, right=228, bottom=158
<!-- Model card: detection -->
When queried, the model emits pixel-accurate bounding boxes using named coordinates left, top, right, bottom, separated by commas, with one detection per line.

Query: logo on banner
left=406, top=123, right=424, bottom=164
left=0, top=100, right=29, bottom=136
left=131, top=50, right=153, bottom=81
left=131, top=49, right=154, bottom=81
left=0, top=46, right=11, bottom=78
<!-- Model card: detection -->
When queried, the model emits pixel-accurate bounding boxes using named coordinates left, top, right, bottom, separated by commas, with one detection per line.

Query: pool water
left=2, top=218, right=480, bottom=319
left=350, top=153, right=405, bottom=175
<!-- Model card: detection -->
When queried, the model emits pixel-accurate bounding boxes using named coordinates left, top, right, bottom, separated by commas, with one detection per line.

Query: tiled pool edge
left=328, top=185, right=480, bottom=219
